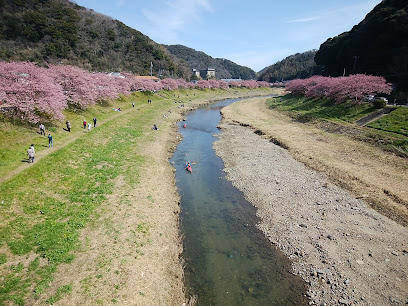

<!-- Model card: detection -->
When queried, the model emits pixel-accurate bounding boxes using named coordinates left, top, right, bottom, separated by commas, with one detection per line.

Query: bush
left=372, top=98, right=387, bottom=108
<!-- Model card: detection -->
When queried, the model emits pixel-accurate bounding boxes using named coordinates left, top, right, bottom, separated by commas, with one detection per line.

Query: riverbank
left=213, top=97, right=408, bottom=305
left=0, top=87, right=280, bottom=305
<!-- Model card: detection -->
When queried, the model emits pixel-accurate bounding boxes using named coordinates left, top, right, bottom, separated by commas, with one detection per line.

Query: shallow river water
left=170, top=98, right=308, bottom=305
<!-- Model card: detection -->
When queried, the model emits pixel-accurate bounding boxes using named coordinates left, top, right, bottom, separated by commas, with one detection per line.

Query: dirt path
left=214, top=97, right=408, bottom=305
left=0, top=105, right=142, bottom=184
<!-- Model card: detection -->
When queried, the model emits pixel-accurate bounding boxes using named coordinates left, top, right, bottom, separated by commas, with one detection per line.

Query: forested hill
left=257, top=50, right=322, bottom=82
left=165, top=44, right=257, bottom=80
left=315, top=0, right=408, bottom=93
left=0, top=0, right=256, bottom=80
left=0, top=0, right=191, bottom=78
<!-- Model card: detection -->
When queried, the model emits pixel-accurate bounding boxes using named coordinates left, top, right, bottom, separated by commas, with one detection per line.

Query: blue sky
left=73, top=0, right=381, bottom=72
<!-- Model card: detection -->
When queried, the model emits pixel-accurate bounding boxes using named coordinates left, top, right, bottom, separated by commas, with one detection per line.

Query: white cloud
left=287, top=16, right=321, bottom=23
left=141, top=0, right=213, bottom=43
left=288, top=1, right=379, bottom=26
left=283, top=1, right=381, bottom=49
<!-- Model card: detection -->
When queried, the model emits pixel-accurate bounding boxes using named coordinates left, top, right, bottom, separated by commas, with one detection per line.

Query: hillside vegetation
left=0, top=0, right=258, bottom=80
left=165, top=44, right=257, bottom=80
left=315, top=0, right=408, bottom=96
left=257, top=50, right=322, bottom=82
left=0, top=0, right=190, bottom=77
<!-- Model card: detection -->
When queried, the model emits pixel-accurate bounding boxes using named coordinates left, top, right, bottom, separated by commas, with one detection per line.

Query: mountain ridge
left=0, top=0, right=257, bottom=80
left=165, top=44, right=257, bottom=80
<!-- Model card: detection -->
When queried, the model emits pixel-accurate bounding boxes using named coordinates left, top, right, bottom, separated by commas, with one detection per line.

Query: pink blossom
left=286, top=74, right=392, bottom=104
left=0, top=62, right=66, bottom=123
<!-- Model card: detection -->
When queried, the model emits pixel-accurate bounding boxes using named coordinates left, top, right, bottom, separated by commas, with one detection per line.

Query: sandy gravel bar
left=213, top=97, right=408, bottom=305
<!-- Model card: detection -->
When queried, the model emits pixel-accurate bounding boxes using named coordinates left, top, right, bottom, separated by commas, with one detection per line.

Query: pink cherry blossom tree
left=49, top=64, right=100, bottom=109
left=195, top=80, right=210, bottom=89
left=0, top=61, right=66, bottom=123
left=286, top=74, right=392, bottom=104
left=160, top=78, right=178, bottom=90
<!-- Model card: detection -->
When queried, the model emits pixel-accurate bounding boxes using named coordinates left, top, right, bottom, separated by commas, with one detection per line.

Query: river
left=170, top=98, right=308, bottom=305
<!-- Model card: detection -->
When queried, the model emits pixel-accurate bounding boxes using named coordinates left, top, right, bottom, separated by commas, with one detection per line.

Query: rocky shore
left=213, top=100, right=408, bottom=305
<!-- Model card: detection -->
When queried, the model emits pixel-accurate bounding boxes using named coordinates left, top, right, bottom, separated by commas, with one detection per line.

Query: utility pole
left=353, top=56, right=359, bottom=74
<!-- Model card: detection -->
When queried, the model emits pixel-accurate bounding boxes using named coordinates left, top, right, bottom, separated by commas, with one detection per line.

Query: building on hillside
left=192, top=69, right=201, bottom=79
left=200, top=67, right=215, bottom=79
left=192, top=67, right=216, bottom=80
left=134, top=75, right=160, bottom=82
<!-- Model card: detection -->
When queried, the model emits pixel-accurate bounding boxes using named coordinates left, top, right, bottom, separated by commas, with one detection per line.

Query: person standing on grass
left=27, top=144, right=35, bottom=163
left=88, top=122, right=92, bottom=132
left=132, top=102, right=135, bottom=108
left=66, top=121, right=71, bottom=132
left=83, top=120, right=87, bottom=129
left=48, top=134, right=53, bottom=148
left=93, top=117, right=97, bottom=127
left=39, top=123, right=45, bottom=135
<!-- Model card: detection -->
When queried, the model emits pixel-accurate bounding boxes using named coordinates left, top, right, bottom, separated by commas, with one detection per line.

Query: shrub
left=372, top=98, right=387, bottom=108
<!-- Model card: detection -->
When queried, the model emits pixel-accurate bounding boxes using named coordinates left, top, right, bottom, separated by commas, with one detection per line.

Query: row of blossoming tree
left=285, top=75, right=392, bottom=104
left=0, top=61, right=273, bottom=123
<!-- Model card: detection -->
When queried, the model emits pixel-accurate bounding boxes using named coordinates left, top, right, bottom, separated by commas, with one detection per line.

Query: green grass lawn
left=0, top=93, right=159, bottom=305
left=0, top=87, right=276, bottom=305
left=367, top=107, right=408, bottom=136
left=267, top=94, right=408, bottom=156
left=266, top=94, right=377, bottom=122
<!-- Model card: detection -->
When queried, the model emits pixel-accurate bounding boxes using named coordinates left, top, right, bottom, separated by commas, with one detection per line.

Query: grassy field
left=0, top=87, right=277, bottom=305
left=266, top=94, right=408, bottom=156
left=367, top=107, right=408, bottom=137
left=266, top=94, right=378, bottom=122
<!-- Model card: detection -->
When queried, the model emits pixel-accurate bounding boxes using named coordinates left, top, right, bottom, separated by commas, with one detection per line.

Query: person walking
left=27, top=144, right=35, bottom=163
left=88, top=122, right=92, bottom=132
left=132, top=102, right=135, bottom=108
left=48, top=134, right=53, bottom=148
left=93, top=117, right=97, bottom=127
left=39, top=123, right=45, bottom=135
left=83, top=120, right=87, bottom=129
left=66, top=121, right=71, bottom=132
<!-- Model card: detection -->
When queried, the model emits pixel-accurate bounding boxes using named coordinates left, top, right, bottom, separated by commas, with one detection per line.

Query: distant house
left=192, top=67, right=216, bottom=80
left=200, top=67, right=215, bottom=79
left=134, top=76, right=160, bottom=82
left=192, top=69, right=201, bottom=79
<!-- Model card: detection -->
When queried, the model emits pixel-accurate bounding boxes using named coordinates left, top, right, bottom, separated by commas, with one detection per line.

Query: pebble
left=214, top=122, right=408, bottom=306
left=338, top=298, right=349, bottom=305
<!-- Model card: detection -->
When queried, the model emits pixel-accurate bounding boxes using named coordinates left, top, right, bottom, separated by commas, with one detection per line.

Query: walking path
left=0, top=105, right=140, bottom=184
left=355, top=106, right=396, bottom=126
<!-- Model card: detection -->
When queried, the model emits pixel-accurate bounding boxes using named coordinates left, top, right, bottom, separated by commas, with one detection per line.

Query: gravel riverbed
left=213, top=122, right=408, bottom=306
